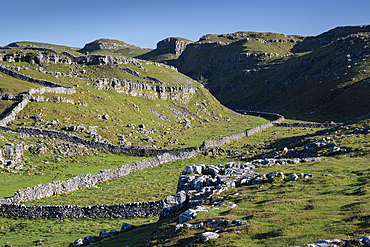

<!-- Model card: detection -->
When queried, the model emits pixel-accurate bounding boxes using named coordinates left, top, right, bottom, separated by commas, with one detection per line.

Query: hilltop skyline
left=1, top=0, right=369, bottom=48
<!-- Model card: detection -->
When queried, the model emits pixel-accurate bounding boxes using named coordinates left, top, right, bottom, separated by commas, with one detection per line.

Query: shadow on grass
left=357, top=215, right=370, bottom=229
left=242, top=214, right=255, bottom=220
left=340, top=202, right=364, bottom=211
left=252, top=228, right=283, bottom=240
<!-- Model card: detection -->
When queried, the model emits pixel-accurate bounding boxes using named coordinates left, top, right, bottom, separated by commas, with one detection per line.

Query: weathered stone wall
left=200, top=131, right=246, bottom=150
left=235, top=110, right=284, bottom=120
left=0, top=200, right=164, bottom=219
left=0, top=65, right=75, bottom=126
left=13, top=127, right=198, bottom=156
left=0, top=99, right=29, bottom=127
left=0, top=147, right=199, bottom=204
left=273, top=122, right=342, bottom=128
left=28, top=87, right=76, bottom=95
left=200, top=110, right=285, bottom=150
left=0, top=108, right=342, bottom=219
left=0, top=64, right=70, bottom=88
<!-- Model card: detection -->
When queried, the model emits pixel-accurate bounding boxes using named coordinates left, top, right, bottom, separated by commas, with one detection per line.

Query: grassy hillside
left=170, top=25, right=370, bottom=122
left=78, top=38, right=153, bottom=57
left=0, top=43, right=271, bottom=246
left=1, top=26, right=370, bottom=247
left=82, top=124, right=370, bottom=247
left=6, top=41, right=84, bottom=56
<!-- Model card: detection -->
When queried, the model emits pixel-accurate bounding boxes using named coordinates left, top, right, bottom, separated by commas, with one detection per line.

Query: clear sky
left=1, top=0, right=369, bottom=49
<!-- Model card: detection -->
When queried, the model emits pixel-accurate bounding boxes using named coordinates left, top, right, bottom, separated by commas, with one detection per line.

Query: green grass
left=0, top=100, right=16, bottom=116
left=94, top=155, right=370, bottom=247
left=2, top=35, right=370, bottom=247
left=198, top=31, right=302, bottom=44
left=5, top=42, right=84, bottom=56
left=0, top=150, right=148, bottom=198
left=0, top=72, right=37, bottom=95
left=0, top=215, right=159, bottom=247
left=80, top=38, right=153, bottom=57
left=0, top=63, right=265, bottom=149
left=24, top=155, right=242, bottom=206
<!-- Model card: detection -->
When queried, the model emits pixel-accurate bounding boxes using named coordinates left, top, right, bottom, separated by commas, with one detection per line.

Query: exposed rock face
left=160, top=191, right=187, bottom=219
left=172, top=25, right=370, bottom=119
left=156, top=38, right=192, bottom=56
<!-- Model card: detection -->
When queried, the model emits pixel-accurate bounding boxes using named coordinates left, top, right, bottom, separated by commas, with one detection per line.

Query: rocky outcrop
left=156, top=38, right=193, bottom=56
left=0, top=48, right=179, bottom=73
left=301, top=235, right=370, bottom=247
left=96, top=73, right=196, bottom=102
left=78, top=39, right=136, bottom=54
left=6, top=42, right=58, bottom=54
left=70, top=223, right=137, bottom=245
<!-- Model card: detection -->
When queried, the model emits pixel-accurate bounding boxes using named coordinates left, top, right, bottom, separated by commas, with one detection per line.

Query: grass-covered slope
left=0, top=52, right=266, bottom=195
left=1, top=26, right=370, bottom=247
left=6, top=41, right=84, bottom=56
left=0, top=42, right=271, bottom=246
left=78, top=38, right=153, bottom=57
left=170, top=25, right=370, bottom=122
left=85, top=124, right=370, bottom=247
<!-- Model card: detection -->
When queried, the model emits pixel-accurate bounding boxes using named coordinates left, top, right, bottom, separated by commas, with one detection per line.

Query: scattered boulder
left=102, top=114, right=110, bottom=120
left=120, top=223, right=136, bottom=232
left=288, top=173, right=299, bottom=181
left=199, top=232, right=220, bottom=243
left=72, top=238, right=83, bottom=245
left=179, top=209, right=197, bottom=224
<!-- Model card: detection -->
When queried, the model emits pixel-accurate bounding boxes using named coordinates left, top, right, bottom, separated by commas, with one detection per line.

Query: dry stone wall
left=0, top=64, right=71, bottom=88
left=273, top=122, right=342, bottom=128
left=0, top=201, right=164, bottom=219
left=28, top=86, right=76, bottom=95
left=0, top=99, right=29, bottom=127
left=0, top=86, right=75, bottom=127
left=13, top=127, right=198, bottom=157
left=0, top=147, right=199, bottom=204
left=0, top=108, right=286, bottom=206
left=200, top=110, right=285, bottom=150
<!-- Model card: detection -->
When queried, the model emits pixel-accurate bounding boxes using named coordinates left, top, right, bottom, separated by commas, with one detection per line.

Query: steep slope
left=0, top=41, right=274, bottom=246
left=170, top=25, right=370, bottom=122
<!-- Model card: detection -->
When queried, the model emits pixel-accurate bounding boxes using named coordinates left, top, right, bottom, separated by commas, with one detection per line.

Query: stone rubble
left=69, top=222, right=136, bottom=245
left=301, top=235, right=370, bottom=247
left=175, top=161, right=315, bottom=208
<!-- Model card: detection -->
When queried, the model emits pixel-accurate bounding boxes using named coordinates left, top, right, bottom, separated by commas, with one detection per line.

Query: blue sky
left=1, top=0, right=369, bottom=48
